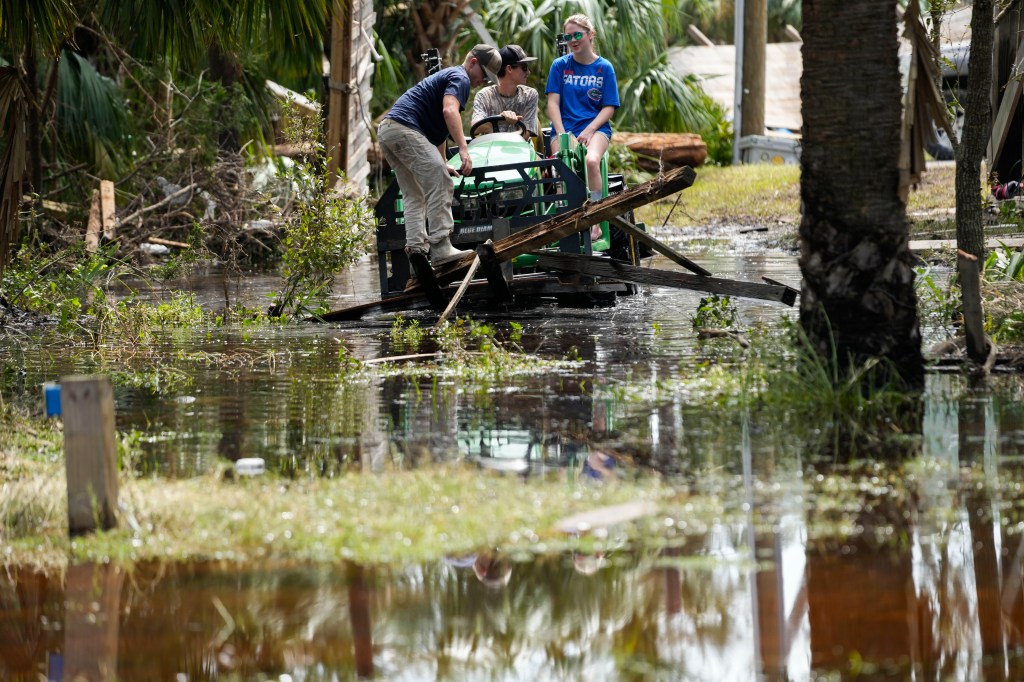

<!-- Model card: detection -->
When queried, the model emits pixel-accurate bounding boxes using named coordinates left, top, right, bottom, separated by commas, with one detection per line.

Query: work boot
left=429, top=238, right=471, bottom=266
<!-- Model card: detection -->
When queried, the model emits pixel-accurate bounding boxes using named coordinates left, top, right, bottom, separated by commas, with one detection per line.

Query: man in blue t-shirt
left=378, top=44, right=503, bottom=265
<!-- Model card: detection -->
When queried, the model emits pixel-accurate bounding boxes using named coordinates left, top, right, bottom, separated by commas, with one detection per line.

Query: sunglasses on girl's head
left=512, top=63, right=530, bottom=72
left=563, top=31, right=586, bottom=41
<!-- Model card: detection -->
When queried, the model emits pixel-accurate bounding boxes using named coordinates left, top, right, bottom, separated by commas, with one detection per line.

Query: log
left=612, top=132, right=707, bottom=170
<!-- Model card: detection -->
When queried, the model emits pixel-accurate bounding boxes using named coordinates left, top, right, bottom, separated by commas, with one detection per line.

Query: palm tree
left=0, top=0, right=78, bottom=269
left=0, top=0, right=331, bottom=273
left=799, top=0, right=924, bottom=387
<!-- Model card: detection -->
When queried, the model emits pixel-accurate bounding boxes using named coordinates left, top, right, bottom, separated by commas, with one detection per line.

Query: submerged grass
left=2, top=437, right=676, bottom=571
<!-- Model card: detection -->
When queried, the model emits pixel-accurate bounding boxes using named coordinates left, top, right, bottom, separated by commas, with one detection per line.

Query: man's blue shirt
left=386, top=66, right=470, bottom=146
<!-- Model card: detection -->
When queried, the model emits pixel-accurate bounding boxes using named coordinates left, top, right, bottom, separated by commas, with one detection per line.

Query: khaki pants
left=377, top=118, right=455, bottom=254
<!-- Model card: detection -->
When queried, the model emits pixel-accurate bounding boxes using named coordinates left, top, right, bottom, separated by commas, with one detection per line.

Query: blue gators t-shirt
left=545, top=54, right=620, bottom=138
left=386, top=66, right=471, bottom=146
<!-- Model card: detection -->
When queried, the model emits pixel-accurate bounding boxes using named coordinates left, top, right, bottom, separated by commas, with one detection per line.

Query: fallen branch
left=146, top=236, right=190, bottom=249
left=119, top=183, right=197, bottom=225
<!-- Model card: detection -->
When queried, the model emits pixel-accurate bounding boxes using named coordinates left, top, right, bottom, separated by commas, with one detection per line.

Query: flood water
left=4, top=232, right=1024, bottom=679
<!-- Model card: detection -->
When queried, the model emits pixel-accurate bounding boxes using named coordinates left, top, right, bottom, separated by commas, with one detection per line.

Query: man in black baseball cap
left=378, top=44, right=501, bottom=265
left=471, top=44, right=540, bottom=140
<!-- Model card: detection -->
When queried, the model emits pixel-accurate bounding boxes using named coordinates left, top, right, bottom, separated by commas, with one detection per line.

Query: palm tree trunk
left=208, top=42, right=244, bottom=151
left=799, top=0, right=923, bottom=387
left=23, top=38, right=43, bottom=196
left=954, top=0, right=994, bottom=261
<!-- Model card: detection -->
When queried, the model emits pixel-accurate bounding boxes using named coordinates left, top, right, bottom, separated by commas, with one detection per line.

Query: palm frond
left=56, top=49, right=128, bottom=178
left=0, top=0, right=77, bottom=58
left=96, top=0, right=206, bottom=68
left=617, top=57, right=718, bottom=133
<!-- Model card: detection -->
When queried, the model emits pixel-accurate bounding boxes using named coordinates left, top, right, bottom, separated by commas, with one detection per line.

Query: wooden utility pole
left=327, top=0, right=353, bottom=185
left=741, top=0, right=767, bottom=138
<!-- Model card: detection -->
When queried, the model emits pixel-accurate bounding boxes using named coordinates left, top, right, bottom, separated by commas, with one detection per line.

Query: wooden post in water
left=63, top=376, right=118, bottom=535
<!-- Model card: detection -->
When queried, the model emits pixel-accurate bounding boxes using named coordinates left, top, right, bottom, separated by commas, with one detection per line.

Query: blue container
left=43, top=382, right=61, bottom=417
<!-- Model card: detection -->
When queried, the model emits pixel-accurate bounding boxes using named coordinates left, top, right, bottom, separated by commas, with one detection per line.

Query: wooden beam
left=988, top=37, right=1024, bottom=166
left=477, top=241, right=513, bottom=303
left=534, top=252, right=797, bottom=305
left=327, top=0, right=353, bottom=184
left=420, top=165, right=698, bottom=287
left=606, top=215, right=712, bottom=276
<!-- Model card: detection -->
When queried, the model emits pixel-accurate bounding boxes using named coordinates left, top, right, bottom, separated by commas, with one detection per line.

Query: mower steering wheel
left=470, top=115, right=528, bottom=137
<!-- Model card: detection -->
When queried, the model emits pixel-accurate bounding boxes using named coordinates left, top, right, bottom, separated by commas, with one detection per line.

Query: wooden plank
left=533, top=252, right=798, bottom=305
left=606, top=215, right=712, bottom=276
left=910, top=237, right=1024, bottom=251
left=988, top=37, right=1024, bottom=166
left=327, top=0, right=352, bottom=185
left=62, top=375, right=118, bottom=535
left=100, top=180, right=116, bottom=240
left=437, top=254, right=481, bottom=325
left=85, top=189, right=101, bottom=253
left=421, top=165, right=698, bottom=288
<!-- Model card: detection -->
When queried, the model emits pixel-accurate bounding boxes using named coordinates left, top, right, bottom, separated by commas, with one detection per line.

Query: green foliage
left=985, top=243, right=1024, bottom=281
left=753, top=321, right=921, bottom=456
left=1, top=243, right=115, bottom=329
left=914, top=265, right=959, bottom=332
left=271, top=106, right=375, bottom=318
left=691, top=295, right=738, bottom=329
left=391, top=315, right=426, bottom=350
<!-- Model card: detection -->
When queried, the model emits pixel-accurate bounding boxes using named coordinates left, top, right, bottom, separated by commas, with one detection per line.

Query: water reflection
left=6, top=470, right=1024, bottom=681
left=8, top=246, right=1024, bottom=677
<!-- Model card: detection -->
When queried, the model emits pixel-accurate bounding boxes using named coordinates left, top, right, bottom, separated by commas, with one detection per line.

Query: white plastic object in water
left=235, top=457, right=266, bottom=476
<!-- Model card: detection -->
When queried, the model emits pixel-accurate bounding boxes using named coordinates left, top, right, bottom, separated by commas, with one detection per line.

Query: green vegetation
left=270, top=108, right=376, bottom=318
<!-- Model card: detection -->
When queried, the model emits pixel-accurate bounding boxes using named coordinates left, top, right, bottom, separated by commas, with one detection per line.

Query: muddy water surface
left=4, top=236, right=1024, bottom=679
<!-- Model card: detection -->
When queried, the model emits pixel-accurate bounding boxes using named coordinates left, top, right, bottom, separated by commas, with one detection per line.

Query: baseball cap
left=500, top=44, right=538, bottom=69
left=470, top=44, right=503, bottom=82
